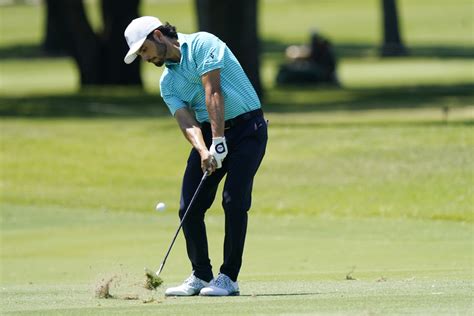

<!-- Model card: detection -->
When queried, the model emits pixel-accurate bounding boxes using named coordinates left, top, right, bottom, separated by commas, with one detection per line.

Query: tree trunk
left=381, top=0, right=407, bottom=57
left=41, top=0, right=141, bottom=87
left=42, top=0, right=67, bottom=55
left=101, top=0, right=142, bottom=85
left=45, top=0, right=102, bottom=85
left=195, top=0, right=263, bottom=99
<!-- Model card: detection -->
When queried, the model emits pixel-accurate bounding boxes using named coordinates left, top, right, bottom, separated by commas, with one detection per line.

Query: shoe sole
left=165, top=290, right=202, bottom=297
left=199, top=291, right=240, bottom=297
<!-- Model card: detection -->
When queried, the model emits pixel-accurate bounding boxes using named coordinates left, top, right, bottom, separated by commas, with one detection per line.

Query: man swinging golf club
left=124, top=16, right=268, bottom=296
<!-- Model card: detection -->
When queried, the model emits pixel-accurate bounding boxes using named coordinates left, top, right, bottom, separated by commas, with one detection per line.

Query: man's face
left=138, top=37, right=167, bottom=67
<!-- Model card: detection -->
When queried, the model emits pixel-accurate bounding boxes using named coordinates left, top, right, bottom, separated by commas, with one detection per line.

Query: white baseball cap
left=124, top=16, right=162, bottom=64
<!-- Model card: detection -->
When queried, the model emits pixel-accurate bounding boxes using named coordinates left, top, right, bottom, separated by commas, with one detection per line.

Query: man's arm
left=201, top=69, right=228, bottom=168
left=174, top=108, right=216, bottom=173
left=201, top=69, right=225, bottom=137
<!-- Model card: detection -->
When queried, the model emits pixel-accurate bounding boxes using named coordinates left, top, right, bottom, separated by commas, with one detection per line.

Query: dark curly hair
left=147, top=22, right=178, bottom=40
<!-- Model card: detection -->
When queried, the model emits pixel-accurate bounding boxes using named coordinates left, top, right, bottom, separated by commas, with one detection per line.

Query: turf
left=1, top=114, right=473, bottom=314
left=1, top=206, right=472, bottom=315
left=2, top=117, right=473, bottom=220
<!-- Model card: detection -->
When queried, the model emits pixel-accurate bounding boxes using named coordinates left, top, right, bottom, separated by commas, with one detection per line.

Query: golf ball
left=155, top=202, right=166, bottom=212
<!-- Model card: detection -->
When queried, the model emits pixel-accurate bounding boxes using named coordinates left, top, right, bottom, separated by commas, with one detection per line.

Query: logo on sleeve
left=210, top=52, right=214, bottom=59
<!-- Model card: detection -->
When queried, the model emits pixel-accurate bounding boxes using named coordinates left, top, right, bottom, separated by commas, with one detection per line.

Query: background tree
left=42, top=0, right=141, bottom=87
left=42, top=0, right=67, bottom=55
left=195, top=0, right=263, bottom=98
left=380, top=0, right=407, bottom=57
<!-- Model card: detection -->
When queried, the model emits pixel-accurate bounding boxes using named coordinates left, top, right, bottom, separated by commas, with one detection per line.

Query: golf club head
left=155, top=263, right=164, bottom=277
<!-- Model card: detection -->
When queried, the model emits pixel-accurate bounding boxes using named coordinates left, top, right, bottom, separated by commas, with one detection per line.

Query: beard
left=151, top=39, right=167, bottom=67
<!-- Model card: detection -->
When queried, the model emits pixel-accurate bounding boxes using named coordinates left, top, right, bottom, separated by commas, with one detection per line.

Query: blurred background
left=0, top=0, right=472, bottom=113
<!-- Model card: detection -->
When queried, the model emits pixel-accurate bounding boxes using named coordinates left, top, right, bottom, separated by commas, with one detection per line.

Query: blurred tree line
left=42, top=0, right=405, bottom=95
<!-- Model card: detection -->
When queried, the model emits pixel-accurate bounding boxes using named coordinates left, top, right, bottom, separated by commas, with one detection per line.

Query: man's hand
left=209, top=136, right=228, bottom=168
left=201, top=150, right=218, bottom=174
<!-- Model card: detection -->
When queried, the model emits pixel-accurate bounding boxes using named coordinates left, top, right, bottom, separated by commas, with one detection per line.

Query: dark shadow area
left=0, top=91, right=170, bottom=117
left=1, top=84, right=472, bottom=120
left=266, top=84, right=474, bottom=112
left=0, top=44, right=68, bottom=59
left=262, top=39, right=474, bottom=59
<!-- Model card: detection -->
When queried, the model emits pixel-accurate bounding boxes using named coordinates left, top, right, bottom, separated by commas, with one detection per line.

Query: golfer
left=124, top=16, right=267, bottom=296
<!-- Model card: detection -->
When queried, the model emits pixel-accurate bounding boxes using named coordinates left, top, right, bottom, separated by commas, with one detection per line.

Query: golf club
left=145, top=170, right=209, bottom=286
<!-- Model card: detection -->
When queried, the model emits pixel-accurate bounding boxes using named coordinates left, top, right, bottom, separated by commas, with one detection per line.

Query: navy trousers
left=179, top=111, right=268, bottom=282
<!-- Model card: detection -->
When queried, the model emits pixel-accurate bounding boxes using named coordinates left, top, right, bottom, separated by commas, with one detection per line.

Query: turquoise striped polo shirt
left=160, top=32, right=261, bottom=123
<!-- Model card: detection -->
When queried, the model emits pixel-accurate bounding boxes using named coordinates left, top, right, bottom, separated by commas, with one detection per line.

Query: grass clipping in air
left=95, top=276, right=116, bottom=299
left=144, top=268, right=163, bottom=290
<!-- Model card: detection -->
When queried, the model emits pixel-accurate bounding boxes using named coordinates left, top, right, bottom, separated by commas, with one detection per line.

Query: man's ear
left=152, top=29, right=163, bottom=42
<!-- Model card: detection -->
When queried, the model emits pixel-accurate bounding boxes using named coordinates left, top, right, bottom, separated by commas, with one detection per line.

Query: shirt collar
left=165, top=33, right=187, bottom=67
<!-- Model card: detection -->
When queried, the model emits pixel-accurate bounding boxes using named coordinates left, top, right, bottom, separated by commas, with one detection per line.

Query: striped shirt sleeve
left=193, top=32, right=226, bottom=76
left=160, top=72, right=186, bottom=116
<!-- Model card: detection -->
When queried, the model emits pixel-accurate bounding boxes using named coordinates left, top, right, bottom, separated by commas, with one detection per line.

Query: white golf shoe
left=165, top=273, right=209, bottom=296
left=200, top=273, right=240, bottom=296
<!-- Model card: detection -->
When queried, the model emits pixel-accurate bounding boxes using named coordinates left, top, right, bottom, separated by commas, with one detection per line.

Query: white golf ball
left=155, top=202, right=166, bottom=212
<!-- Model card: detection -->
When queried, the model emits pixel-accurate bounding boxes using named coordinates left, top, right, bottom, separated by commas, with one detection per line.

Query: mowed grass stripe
left=2, top=117, right=471, bottom=220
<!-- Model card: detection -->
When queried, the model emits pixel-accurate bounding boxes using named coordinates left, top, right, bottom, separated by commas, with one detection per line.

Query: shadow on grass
left=0, top=84, right=472, bottom=118
left=0, top=44, right=67, bottom=59
left=0, top=89, right=170, bottom=117
left=265, top=84, right=474, bottom=113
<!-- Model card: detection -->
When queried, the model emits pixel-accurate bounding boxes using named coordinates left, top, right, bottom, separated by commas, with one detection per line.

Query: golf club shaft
left=156, top=170, right=209, bottom=276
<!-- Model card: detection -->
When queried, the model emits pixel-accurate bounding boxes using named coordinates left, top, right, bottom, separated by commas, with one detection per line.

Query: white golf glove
left=209, top=136, right=228, bottom=169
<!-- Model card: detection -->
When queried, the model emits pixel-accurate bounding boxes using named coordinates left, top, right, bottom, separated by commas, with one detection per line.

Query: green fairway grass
left=1, top=206, right=472, bottom=315
left=1, top=0, right=473, bottom=314
left=2, top=117, right=473, bottom=220
left=1, top=116, right=473, bottom=314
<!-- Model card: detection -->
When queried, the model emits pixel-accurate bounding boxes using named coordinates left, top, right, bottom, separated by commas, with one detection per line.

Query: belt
left=224, top=109, right=263, bottom=130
